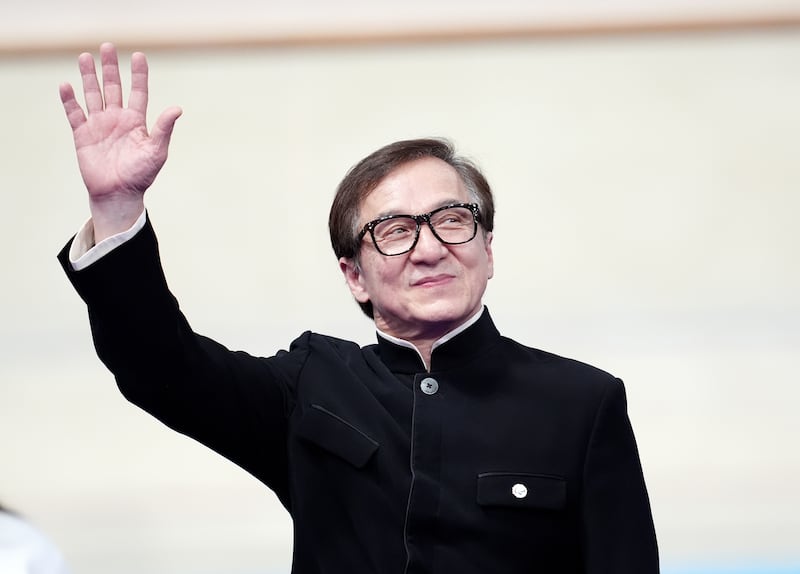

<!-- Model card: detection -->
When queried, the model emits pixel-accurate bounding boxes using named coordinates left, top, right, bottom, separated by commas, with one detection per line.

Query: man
left=58, top=43, right=658, bottom=573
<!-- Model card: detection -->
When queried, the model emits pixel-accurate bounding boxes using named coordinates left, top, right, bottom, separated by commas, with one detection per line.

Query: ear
left=339, top=257, right=371, bottom=303
left=484, top=231, right=494, bottom=280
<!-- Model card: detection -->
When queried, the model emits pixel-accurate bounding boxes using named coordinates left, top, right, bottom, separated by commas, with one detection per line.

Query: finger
left=78, top=51, right=104, bottom=114
left=150, top=106, right=183, bottom=151
left=59, top=82, right=87, bottom=130
left=128, top=52, right=149, bottom=116
left=100, top=42, right=123, bottom=108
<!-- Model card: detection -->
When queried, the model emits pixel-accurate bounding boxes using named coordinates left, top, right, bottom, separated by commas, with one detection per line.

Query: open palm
left=60, top=43, right=181, bottom=203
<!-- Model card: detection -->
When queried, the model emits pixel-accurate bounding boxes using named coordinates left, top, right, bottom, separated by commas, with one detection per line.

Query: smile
left=412, top=274, right=454, bottom=287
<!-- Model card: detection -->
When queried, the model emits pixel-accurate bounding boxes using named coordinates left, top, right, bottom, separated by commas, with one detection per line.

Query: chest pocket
left=296, top=403, right=380, bottom=468
left=477, top=472, right=567, bottom=510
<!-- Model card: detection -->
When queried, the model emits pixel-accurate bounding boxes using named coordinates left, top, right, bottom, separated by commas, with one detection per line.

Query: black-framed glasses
left=357, top=202, right=481, bottom=256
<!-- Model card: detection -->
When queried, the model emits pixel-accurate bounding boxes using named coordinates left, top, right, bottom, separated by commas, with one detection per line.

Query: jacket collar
left=375, top=308, right=502, bottom=374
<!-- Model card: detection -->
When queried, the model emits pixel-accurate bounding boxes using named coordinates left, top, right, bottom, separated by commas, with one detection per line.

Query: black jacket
left=59, top=217, right=658, bottom=573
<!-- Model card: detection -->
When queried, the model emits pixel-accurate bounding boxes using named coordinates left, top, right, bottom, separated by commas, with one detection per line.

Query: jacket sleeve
left=581, top=378, right=659, bottom=573
left=57, top=215, right=306, bottom=507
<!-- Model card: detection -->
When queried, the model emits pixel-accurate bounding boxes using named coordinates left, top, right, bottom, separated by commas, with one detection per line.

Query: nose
left=408, top=222, right=448, bottom=263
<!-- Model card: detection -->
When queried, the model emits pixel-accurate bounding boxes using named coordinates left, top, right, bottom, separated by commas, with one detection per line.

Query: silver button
left=420, top=377, right=439, bottom=395
left=511, top=483, right=528, bottom=499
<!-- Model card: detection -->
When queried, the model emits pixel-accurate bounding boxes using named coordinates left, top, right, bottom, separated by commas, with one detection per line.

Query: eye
left=374, top=218, right=416, bottom=241
left=432, top=208, right=472, bottom=228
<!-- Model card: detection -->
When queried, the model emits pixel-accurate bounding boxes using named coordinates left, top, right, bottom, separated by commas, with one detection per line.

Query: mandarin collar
left=374, top=308, right=502, bottom=374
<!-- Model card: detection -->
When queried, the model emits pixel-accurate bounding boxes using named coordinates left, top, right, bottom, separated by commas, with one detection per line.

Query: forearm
left=58, top=217, right=297, bottom=489
left=60, top=214, right=194, bottom=396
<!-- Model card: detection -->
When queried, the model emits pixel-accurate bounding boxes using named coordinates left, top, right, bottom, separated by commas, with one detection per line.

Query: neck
left=411, top=339, right=437, bottom=372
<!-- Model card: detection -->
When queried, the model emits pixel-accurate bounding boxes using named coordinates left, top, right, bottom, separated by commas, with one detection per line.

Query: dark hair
left=328, top=137, right=495, bottom=318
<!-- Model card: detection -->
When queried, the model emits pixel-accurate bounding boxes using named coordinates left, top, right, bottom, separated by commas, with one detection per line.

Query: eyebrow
left=372, top=198, right=466, bottom=220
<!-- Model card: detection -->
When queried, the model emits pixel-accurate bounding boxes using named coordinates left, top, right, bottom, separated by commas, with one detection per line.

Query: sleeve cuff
left=68, top=209, right=148, bottom=271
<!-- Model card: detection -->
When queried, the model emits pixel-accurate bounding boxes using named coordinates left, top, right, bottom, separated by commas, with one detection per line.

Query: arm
left=581, top=379, right=659, bottom=573
left=58, top=47, right=299, bottom=503
left=59, top=42, right=181, bottom=241
left=58, top=214, right=303, bottom=504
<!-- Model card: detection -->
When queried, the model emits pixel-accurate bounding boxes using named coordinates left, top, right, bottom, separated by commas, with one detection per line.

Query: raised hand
left=59, top=42, right=182, bottom=240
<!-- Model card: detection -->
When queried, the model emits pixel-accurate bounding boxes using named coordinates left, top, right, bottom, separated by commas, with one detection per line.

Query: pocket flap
left=477, top=472, right=566, bottom=510
left=296, top=404, right=379, bottom=468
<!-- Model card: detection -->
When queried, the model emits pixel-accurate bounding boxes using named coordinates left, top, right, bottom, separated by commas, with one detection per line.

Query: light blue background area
left=665, top=567, right=800, bottom=574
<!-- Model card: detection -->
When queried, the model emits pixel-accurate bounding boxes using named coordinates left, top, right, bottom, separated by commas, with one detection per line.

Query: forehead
left=361, top=157, right=469, bottom=218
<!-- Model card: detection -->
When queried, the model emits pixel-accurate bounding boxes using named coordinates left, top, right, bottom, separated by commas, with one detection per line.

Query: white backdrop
left=1, top=28, right=799, bottom=573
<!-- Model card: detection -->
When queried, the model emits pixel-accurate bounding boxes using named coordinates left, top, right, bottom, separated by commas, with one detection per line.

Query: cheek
left=485, top=251, right=494, bottom=280
left=361, top=256, right=406, bottom=291
left=460, top=249, right=493, bottom=287
left=376, top=263, right=406, bottom=287
left=476, top=237, right=494, bottom=278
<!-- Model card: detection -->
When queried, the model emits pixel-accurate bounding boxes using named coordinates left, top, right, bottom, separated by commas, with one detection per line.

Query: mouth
left=412, top=274, right=454, bottom=288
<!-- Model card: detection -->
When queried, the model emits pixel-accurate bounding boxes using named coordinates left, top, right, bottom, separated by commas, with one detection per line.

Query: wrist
left=89, top=194, right=145, bottom=243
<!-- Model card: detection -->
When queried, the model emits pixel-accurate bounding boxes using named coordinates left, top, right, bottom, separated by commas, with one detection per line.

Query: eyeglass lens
left=372, top=206, right=476, bottom=255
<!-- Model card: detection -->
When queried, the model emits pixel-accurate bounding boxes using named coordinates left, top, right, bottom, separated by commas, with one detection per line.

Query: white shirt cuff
left=68, top=210, right=147, bottom=271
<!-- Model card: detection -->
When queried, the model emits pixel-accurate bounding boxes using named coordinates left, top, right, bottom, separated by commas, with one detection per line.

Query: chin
left=413, top=303, right=470, bottom=326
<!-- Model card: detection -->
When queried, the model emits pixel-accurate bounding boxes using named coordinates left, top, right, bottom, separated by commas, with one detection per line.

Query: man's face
left=340, top=157, right=494, bottom=341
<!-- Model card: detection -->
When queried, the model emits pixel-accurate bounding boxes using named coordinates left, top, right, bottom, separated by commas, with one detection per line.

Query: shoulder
left=500, top=335, right=615, bottom=377
left=498, top=335, right=621, bottom=393
left=285, top=330, right=364, bottom=359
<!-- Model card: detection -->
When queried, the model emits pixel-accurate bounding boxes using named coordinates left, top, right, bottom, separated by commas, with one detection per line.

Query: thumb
left=150, top=106, right=183, bottom=151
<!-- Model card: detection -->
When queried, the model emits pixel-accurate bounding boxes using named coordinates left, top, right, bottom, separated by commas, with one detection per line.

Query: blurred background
left=1, top=1, right=799, bottom=573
